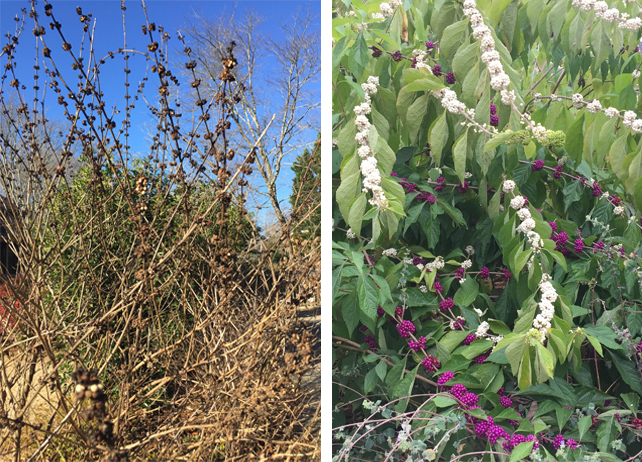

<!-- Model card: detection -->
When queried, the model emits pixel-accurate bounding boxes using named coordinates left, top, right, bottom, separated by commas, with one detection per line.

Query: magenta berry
left=377, top=306, right=385, bottom=316
left=490, top=115, right=499, bottom=126
left=567, top=438, right=579, bottom=450
left=479, top=267, right=490, bottom=279
left=450, top=383, right=467, bottom=399
left=574, top=238, right=584, bottom=253
left=397, top=320, right=415, bottom=338
left=439, top=297, right=454, bottom=312
left=486, top=425, right=508, bottom=444
left=421, top=354, right=440, bottom=372
left=490, top=103, right=497, bottom=115
left=553, top=434, right=565, bottom=451
left=425, top=40, right=435, bottom=50
left=554, top=165, right=563, bottom=179
left=408, top=336, right=427, bottom=352
left=364, top=334, right=376, bottom=349
left=555, top=231, right=568, bottom=246
left=445, top=71, right=456, bottom=84
left=499, top=395, right=512, bottom=408
left=438, top=370, right=454, bottom=386
left=432, top=65, right=442, bottom=77
left=549, top=221, right=557, bottom=232
left=458, top=180, right=469, bottom=194
left=434, top=282, right=443, bottom=293
left=531, top=159, right=545, bottom=171
left=391, top=50, right=403, bottom=62
left=461, top=392, right=479, bottom=407
left=462, top=333, right=475, bottom=345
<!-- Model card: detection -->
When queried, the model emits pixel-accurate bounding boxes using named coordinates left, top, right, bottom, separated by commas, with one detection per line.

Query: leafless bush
left=0, top=2, right=319, bottom=460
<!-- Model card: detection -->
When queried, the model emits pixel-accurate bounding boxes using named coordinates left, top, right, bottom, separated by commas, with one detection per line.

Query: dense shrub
left=332, top=0, right=642, bottom=460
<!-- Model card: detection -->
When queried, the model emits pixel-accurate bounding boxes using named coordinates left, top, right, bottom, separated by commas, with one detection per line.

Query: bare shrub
left=0, top=2, right=319, bottom=460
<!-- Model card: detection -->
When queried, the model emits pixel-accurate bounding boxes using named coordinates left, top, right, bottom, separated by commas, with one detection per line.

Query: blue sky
left=0, top=0, right=319, bottom=226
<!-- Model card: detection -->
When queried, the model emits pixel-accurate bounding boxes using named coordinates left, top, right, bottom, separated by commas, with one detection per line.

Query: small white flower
left=614, top=206, right=625, bottom=215
left=461, top=259, right=472, bottom=269
left=516, top=218, right=536, bottom=233
left=604, top=107, right=620, bottom=119
left=517, top=207, right=532, bottom=221
left=586, top=99, right=602, bottom=113
left=476, top=321, right=490, bottom=338
left=500, top=89, right=516, bottom=105
left=465, top=171, right=473, bottom=179
left=382, top=248, right=397, bottom=257
left=634, top=70, right=641, bottom=79
left=623, top=111, right=637, bottom=128
left=510, top=196, right=526, bottom=210
left=346, top=228, right=356, bottom=239
left=380, top=3, right=394, bottom=17
left=416, top=263, right=425, bottom=271
left=632, top=119, right=642, bottom=133
left=465, top=245, right=475, bottom=255
left=419, top=285, right=427, bottom=293
left=474, top=307, right=483, bottom=317
left=503, top=180, right=515, bottom=193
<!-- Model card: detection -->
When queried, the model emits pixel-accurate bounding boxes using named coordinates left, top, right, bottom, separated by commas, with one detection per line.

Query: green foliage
left=332, top=0, right=642, bottom=459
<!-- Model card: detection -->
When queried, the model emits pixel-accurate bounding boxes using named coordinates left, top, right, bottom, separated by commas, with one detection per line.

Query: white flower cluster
left=426, top=256, right=445, bottom=272
left=461, top=259, right=473, bottom=269
left=382, top=248, right=397, bottom=257
left=465, top=245, right=475, bottom=255
left=516, top=208, right=531, bottom=221
left=416, top=263, right=425, bottom=271
left=380, top=0, right=402, bottom=18
left=604, top=107, right=620, bottom=118
left=474, top=307, right=484, bottom=317
left=476, top=321, right=490, bottom=338
left=501, top=89, right=516, bottom=105
left=634, top=70, right=641, bottom=79
left=574, top=0, right=642, bottom=30
left=571, top=93, right=584, bottom=107
left=461, top=0, right=510, bottom=93
left=503, top=180, right=516, bottom=193
left=516, top=217, right=536, bottom=234
left=347, top=228, right=356, bottom=239
left=614, top=205, right=625, bottom=216
left=355, top=77, right=388, bottom=209
left=510, top=196, right=526, bottom=210
left=586, top=99, right=602, bottom=113
left=419, top=285, right=428, bottom=293
left=433, top=88, right=467, bottom=115
left=412, top=49, right=433, bottom=72
left=527, top=231, right=544, bottom=253
left=533, top=274, right=558, bottom=340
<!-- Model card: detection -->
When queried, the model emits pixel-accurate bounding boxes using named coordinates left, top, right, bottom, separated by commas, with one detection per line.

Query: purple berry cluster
left=432, top=65, right=442, bottom=77
left=417, top=191, right=437, bottom=204
left=397, top=320, right=416, bottom=338
left=454, top=267, right=465, bottom=280
left=425, top=41, right=435, bottom=50
left=592, top=182, right=602, bottom=196
left=490, top=115, right=499, bottom=127
left=610, top=194, right=622, bottom=206
left=473, top=353, right=489, bottom=364
left=439, top=297, right=454, bottom=312
left=499, top=395, right=512, bottom=408
left=413, top=256, right=425, bottom=266
left=377, top=306, right=385, bottom=316
left=502, top=268, right=512, bottom=281
left=531, top=159, right=545, bottom=171
left=437, top=370, right=454, bottom=386
left=435, top=176, right=446, bottom=192
left=452, top=317, right=465, bottom=330
left=434, top=282, right=443, bottom=293
left=461, top=392, right=479, bottom=407
left=553, top=434, right=565, bottom=450
left=552, top=231, right=568, bottom=247
left=446, top=71, right=456, bottom=84
left=503, top=434, right=539, bottom=452
left=450, top=383, right=467, bottom=399
left=371, top=47, right=382, bottom=58
left=462, top=333, right=476, bottom=345
left=486, top=424, right=509, bottom=444
left=408, top=336, right=427, bottom=352
left=422, top=354, right=440, bottom=372
left=364, top=334, right=376, bottom=349
left=548, top=221, right=557, bottom=232
left=391, top=50, right=403, bottom=62
left=553, top=165, right=563, bottom=179
left=399, top=178, right=418, bottom=193
left=573, top=238, right=584, bottom=253
left=479, top=266, right=490, bottom=279
left=458, top=180, right=469, bottom=194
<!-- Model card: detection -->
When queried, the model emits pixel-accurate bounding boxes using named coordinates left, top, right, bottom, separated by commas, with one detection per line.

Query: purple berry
left=592, top=182, right=602, bottom=196
left=364, top=334, right=376, bottom=349
left=554, top=165, right=563, bottom=179
left=574, top=238, right=584, bottom=253
left=490, top=104, right=497, bottom=115
left=408, top=336, right=427, bottom=352
left=391, top=50, right=403, bottom=62
left=461, top=392, right=479, bottom=407
left=549, top=221, right=557, bottom=232
left=446, top=71, right=456, bottom=84
left=462, top=333, right=475, bottom=345
left=421, top=354, right=440, bottom=372
left=458, top=180, right=469, bottom=194
left=438, top=370, right=454, bottom=386
left=450, top=383, right=467, bottom=399
left=490, top=114, right=499, bottom=126
left=531, top=159, right=545, bottom=171
left=439, top=297, right=454, bottom=312
left=487, top=425, right=508, bottom=444
left=425, top=41, right=435, bottom=50
left=433, top=65, right=442, bottom=77
left=371, top=47, right=382, bottom=58
left=434, top=282, right=443, bottom=293
left=500, top=395, right=512, bottom=408
left=553, top=434, right=565, bottom=451
left=397, top=320, right=416, bottom=338
left=479, top=267, right=490, bottom=279
left=377, top=306, right=385, bottom=316
left=567, top=438, right=579, bottom=450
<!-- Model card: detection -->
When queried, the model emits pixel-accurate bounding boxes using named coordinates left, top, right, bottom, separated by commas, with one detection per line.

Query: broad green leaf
left=440, top=19, right=469, bottom=63
left=556, top=406, right=573, bottom=431
left=453, top=40, right=480, bottom=82
left=509, top=441, right=534, bottom=462
left=358, top=275, right=380, bottom=320
left=429, top=111, right=448, bottom=167
left=341, top=291, right=360, bottom=337
left=347, top=193, right=367, bottom=236
left=405, top=77, right=445, bottom=92
left=518, top=346, right=531, bottom=391
left=565, top=114, right=584, bottom=164
left=578, top=415, right=591, bottom=442
left=364, top=367, right=378, bottom=394
left=608, top=133, right=628, bottom=180
left=453, top=276, right=479, bottom=307
left=453, top=128, right=469, bottom=184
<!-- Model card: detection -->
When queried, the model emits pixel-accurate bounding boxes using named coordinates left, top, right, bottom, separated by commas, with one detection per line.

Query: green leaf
left=578, top=415, right=591, bottom=442
left=490, top=0, right=513, bottom=25
left=586, top=334, right=603, bottom=357
left=347, top=193, right=367, bottom=236
left=509, top=441, right=535, bottom=462
left=634, top=175, right=642, bottom=212
left=621, top=392, right=639, bottom=414
left=565, top=114, right=584, bottom=164
left=405, top=77, right=445, bottom=92
left=484, top=131, right=514, bottom=152
left=429, top=111, right=448, bottom=167
left=597, top=417, right=615, bottom=452
left=452, top=40, right=480, bottom=82
left=609, top=350, right=642, bottom=395
left=563, top=180, right=582, bottom=212
left=506, top=338, right=527, bottom=374
left=556, top=406, right=573, bottom=432
left=536, top=343, right=555, bottom=383
left=364, top=367, right=378, bottom=394
left=392, top=365, right=418, bottom=398
left=385, top=357, right=407, bottom=388
left=453, top=276, right=479, bottom=307
left=349, top=32, right=369, bottom=79
left=433, top=395, right=458, bottom=407
left=375, top=359, right=388, bottom=381
left=358, top=275, right=380, bottom=320
left=590, top=21, right=612, bottom=71
left=453, top=128, right=469, bottom=184
left=609, top=134, right=628, bottom=180
left=440, top=19, right=469, bottom=62
left=341, top=291, right=360, bottom=337
left=518, top=346, right=531, bottom=391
